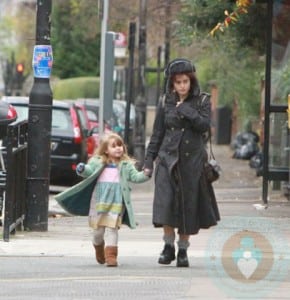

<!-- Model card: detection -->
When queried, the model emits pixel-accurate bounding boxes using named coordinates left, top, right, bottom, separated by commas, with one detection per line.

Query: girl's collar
left=107, top=162, right=118, bottom=168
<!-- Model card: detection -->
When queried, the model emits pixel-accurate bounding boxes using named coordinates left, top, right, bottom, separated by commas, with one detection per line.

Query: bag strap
left=208, top=129, right=215, bottom=161
left=200, top=94, right=207, bottom=105
left=161, top=94, right=166, bottom=108
left=200, top=93, right=215, bottom=160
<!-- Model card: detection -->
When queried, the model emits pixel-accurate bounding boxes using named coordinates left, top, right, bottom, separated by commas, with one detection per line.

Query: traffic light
left=16, top=63, right=24, bottom=74
left=15, top=63, right=24, bottom=90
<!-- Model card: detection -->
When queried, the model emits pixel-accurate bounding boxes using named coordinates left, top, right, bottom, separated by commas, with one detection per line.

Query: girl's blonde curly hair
left=94, top=132, right=134, bottom=164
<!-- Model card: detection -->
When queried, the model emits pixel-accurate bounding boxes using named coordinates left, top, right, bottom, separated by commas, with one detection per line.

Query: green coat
left=54, top=157, right=149, bottom=228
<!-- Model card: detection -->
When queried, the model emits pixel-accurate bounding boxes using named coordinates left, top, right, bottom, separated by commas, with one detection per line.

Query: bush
left=52, top=77, right=100, bottom=100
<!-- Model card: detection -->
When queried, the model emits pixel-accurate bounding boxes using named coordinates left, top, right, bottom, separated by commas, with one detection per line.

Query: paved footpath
left=0, top=145, right=290, bottom=300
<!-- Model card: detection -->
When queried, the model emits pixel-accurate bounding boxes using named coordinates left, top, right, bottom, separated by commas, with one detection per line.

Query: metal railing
left=1, top=120, right=28, bottom=241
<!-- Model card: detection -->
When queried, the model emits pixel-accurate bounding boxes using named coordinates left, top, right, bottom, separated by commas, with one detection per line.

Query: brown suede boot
left=105, top=246, right=118, bottom=267
left=93, top=242, right=105, bottom=264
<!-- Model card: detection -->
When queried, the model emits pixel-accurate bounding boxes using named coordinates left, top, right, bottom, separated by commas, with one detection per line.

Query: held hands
left=143, top=157, right=154, bottom=178
left=76, top=162, right=85, bottom=175
left=143, top=168, right=153, bottom=178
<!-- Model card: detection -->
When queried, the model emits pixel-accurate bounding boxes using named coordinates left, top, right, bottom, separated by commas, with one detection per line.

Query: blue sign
left=32, top=45, right=53, bottom=78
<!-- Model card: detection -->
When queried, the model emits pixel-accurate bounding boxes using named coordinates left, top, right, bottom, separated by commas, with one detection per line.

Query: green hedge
left=52, top=77, right=100, bottom=100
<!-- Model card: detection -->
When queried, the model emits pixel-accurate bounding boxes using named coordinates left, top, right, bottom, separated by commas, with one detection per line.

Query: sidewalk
left=0, top=145, right=290, bottom=300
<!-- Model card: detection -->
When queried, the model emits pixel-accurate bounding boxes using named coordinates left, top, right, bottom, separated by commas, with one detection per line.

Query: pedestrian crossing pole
left=25, top=0, right=53, bottom=231
left=133, top=0, right=147, bottom=169
left=98, top=0, right=109, bottom=136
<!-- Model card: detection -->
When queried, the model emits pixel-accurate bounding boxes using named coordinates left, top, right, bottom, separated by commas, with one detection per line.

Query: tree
left=0, top=4, right=35, bottom=95
left=0, top=16, right=15, bottom=58
left=51, top=0, right=101, bottom=79
left=0, top=4, right=35, bottom=71
left=176, top=0, right=267, bottom=54
left=173, top=0, right=267, bottom=125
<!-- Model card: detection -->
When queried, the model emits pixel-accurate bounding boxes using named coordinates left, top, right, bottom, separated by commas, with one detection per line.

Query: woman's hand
left=143, top=168, right=153, bottom=177
left=143, top=157, right=154, bottom=177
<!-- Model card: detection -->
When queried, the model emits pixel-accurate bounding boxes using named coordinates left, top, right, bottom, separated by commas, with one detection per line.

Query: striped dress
left=88, top=163, right=123, bottom=229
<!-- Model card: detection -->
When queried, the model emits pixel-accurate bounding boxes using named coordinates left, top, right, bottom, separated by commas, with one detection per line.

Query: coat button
left=180, top=115, right=184, bottom=119
left=181, top=128, right=185, bottom=132
left=171, top=127, right=174, bottom=131
left=185, top=140, right=189, bottom=144
left=185, top=152, right=189, bottom=156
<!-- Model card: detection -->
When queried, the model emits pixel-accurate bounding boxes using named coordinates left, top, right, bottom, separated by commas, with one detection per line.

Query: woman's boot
left=105, top=246, right=118, bottom=267
left=158, top=244, right=175, bottom=264
left=93, top=242, right=105, bottom=264
left=176, top=248, right=189, bottom=267
left=176, top=239, right=189, bottom=267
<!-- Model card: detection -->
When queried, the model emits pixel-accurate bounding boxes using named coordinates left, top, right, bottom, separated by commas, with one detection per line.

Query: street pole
left=156, top=45, right=162, bottom=105
left=98, top=0, right=109, bottom=136
left=124, top=22, right=136, bottom=145
left=164, top=0, right=172, bottom=67
left=134, top=0, right=147, bottom=169
left=25, top=0, right=53, bottom=231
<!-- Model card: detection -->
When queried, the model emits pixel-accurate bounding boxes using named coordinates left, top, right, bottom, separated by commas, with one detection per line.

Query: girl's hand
left=76, top=162, right=85, bottom=175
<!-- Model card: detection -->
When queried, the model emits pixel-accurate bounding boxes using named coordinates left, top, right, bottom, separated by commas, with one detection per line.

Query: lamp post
left=133, top=0, right=147, bottom=169
left=98, top=0, right=109, bottom=136
left=164, top=0, right=172, bottom=67
left=25, top=0, right=53, bottom=231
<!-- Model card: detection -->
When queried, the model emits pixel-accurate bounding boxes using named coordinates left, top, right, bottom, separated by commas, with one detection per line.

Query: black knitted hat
left=164, top=58, right=199, bottom=95
left=164, top=58, right=195, bottom=78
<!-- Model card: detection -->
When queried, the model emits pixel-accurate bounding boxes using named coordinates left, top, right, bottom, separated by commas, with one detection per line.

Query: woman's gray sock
left=177, top=239, right=190, bottom=250
left=163, top=234, right=175, bottom=246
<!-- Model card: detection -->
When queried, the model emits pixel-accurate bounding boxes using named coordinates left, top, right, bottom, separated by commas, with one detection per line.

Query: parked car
left=0, top=99, right=18, bottom=139
left=68, top=101, right=97, bottom=158
left=0, top=100, right=18, bottom=126
left=72, top=101, right=111, bottom=152
left=1, top=96, right=29, bottom=123
left=76, top=98, right=135, bottom=153
left=0, top=99, right=17, bottom=225
left=2, top=96, right=93, bottom=184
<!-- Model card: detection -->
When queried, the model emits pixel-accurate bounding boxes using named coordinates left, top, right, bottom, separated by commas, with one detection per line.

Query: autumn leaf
left=209, top=0, right=253, bottom=36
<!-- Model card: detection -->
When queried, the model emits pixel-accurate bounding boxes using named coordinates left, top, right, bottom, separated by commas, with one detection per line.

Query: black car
left=2, top=96, right=91, bottom=184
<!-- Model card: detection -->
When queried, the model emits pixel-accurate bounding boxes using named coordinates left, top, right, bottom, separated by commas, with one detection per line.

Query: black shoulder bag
left=200, top=94, right=221, bottom=183
left=204, top=130, right=221, bottom=183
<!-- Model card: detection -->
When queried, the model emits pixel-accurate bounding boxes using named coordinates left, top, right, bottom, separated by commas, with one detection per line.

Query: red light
left=16, top=63, right=24, bottom=73
left=70, top=107, right=82, bottom=144
left=73, top=127, right=82, bottom=144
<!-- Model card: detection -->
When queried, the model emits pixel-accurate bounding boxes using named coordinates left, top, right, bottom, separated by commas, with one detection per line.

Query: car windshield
left=81, top=100, right=135, bottom=128
left=51, top=108, right=72, bottom=132
left=113, top=102, right=135, bottom=128
left=13, top=105, right=28, bottom=122
left=86, top=110, right=98, bottom=122
left=6, top=101, right=73, bottom=134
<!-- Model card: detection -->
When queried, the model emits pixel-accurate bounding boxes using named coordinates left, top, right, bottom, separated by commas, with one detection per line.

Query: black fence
left=0, top=120, right=28, bottom=241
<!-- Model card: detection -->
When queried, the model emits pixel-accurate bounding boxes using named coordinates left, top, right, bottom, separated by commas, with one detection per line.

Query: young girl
left=56, top=133, right=150, bottom=267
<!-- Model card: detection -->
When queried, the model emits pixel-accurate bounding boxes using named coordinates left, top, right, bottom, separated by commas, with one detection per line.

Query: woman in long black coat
left=143, top=58, right=220, bottom=267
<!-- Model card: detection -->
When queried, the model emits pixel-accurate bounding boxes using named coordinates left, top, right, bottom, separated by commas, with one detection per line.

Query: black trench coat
left=145, top=92, right=220, bottom=235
